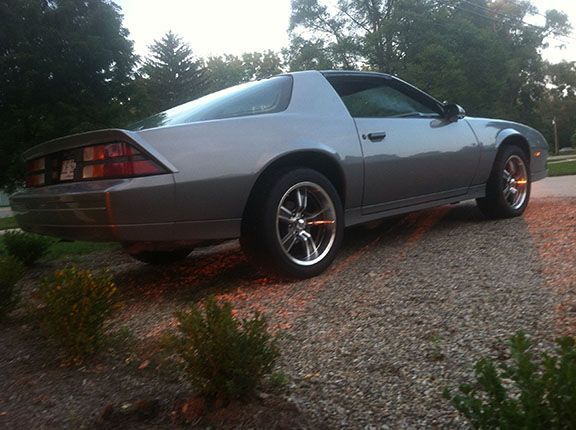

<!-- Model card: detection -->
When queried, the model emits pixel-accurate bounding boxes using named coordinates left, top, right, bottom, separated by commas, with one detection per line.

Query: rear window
left=130, top=75, right=293, bottom=130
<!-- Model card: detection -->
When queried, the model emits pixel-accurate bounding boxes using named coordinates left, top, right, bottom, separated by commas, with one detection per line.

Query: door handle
left=364, top=132, right=387, bottom=142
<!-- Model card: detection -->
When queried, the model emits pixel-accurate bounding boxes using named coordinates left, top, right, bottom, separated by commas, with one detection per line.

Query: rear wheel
left=241, top=168, right=343, bottom=278
left=476, top=145, right=530, bottom=218
left=127, top=248, right=192, bottom=265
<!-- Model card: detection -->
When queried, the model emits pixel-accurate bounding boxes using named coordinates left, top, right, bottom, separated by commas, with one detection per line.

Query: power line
left=447, top=0, right=576, bottom=44
left=502, top=0, right=549, bottom=19
left=471, top=0, right=576, bottom=41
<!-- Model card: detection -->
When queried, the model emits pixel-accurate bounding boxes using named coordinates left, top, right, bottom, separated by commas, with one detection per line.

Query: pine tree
left=140, top=31, right=207, bottom=112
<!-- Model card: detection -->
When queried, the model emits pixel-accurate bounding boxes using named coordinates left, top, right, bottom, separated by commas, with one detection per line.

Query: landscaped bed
left=0, top=198, right=575, bottom=428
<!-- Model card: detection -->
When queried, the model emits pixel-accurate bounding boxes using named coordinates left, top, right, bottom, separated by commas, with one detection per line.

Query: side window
left=327, top=76, right=438, bottom=118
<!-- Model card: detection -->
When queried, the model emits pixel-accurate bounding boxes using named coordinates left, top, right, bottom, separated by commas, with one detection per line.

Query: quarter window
left=130, top=75, right=293, bottom=130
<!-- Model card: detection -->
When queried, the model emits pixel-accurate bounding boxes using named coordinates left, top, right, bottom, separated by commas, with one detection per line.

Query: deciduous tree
left=0, top=0, right=136, bottom=189
left=288, top=0, right=571, bottom=143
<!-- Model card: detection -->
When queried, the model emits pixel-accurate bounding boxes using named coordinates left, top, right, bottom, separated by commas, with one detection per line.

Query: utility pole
left=552, top=117, right=559, bottom=154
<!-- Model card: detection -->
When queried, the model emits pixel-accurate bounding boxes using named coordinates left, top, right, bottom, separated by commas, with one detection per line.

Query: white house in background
left=0, top=191, right=10, bottom=207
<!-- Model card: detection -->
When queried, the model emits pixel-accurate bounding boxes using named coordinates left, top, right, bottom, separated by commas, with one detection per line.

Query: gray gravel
left=274, top=203, right=555, bottom=428
left=0, top=199, right=567, bottom=429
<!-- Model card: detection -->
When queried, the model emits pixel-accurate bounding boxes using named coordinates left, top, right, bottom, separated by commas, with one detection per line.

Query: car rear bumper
left=9, top=176, right=240, bottom=243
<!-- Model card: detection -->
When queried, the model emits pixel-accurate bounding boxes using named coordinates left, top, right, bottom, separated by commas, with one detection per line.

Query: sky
left=115, top=0, right=576, bottom=63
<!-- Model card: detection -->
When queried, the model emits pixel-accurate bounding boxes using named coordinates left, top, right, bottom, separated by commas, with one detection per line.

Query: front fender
left=466, top=118, right=548, bottom=185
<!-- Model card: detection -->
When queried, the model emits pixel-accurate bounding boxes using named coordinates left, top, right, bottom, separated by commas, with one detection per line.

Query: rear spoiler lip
left=22, top=128, right=179, bottom=173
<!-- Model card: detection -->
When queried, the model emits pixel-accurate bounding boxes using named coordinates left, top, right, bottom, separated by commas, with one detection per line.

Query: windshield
left=129, top=75, right=293, bottom=131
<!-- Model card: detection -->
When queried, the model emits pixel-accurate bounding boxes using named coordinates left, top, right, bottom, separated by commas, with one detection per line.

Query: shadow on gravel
left=115, top=214, right=411, bottom=303
left=116, top=204, right=496, bottom=310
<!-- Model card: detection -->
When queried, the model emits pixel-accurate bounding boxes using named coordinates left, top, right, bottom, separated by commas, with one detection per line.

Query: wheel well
left=499, top=135, right=531, bottom=165
left=242, top=151, right=346, bottom=220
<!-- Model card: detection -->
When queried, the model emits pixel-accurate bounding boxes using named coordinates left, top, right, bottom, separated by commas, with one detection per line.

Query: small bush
left=38, top=267, right=119, bottom=359
left=2, top=231, right=53, bottom=266
left=0, top=255, right=25, bottom=319
left=268, top=371, right=289, bottom=391
left=172, top=297, right=279, bottom=400
left=445, top=332, right=576, bottom=429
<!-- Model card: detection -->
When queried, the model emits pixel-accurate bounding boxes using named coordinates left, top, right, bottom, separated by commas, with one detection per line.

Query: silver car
left=10, top=70, right=548, bottom=277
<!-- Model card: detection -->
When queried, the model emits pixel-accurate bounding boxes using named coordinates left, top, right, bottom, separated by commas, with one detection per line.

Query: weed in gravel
left=444, top=332, right=576, bottom=429
left=267, top=371, right=289, bottom=391
left=0, top=255, right=25, bottom=319
left=2, top=230, right=53, bottom=266
left=427, top=332, right=446, bottom=362
left=170, top=297, right=279, bottom=401
left=38, top=267, right=120, bottom=360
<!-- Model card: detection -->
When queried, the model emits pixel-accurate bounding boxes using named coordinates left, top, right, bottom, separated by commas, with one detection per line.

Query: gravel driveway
left=1, top=196, right=575, bottom=428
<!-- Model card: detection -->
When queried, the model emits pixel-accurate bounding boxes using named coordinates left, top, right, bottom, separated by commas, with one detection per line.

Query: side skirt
left=344, top=184, right=486, bottom=227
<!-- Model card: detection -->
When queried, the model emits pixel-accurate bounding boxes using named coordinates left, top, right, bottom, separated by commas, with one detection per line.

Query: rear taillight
left=81, top=142, right=166, bottom=180
left=24, top=141, right=167, bottom=187
left=25, top=173, right=45, bottom=187
left=25, top=157, right=46, bottom=187
left=82, top=142, right=136, bottom=161
left=82, top=160, right=163, bottom=179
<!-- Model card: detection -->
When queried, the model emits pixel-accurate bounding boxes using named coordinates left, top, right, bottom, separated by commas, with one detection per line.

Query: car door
left=326, top=74, right=481, bottom=214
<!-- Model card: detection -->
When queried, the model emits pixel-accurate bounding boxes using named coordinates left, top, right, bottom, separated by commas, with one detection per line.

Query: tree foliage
left=1, top=0, right=576, bottom=190
left=288, top=0, right=573, bottom=142
left=203, top=50, right=283, bottom=93
left=538, top=61, right=576, bottom=151
left=136, top=31, right=207, bottom=114
left=0, top=0, right=136, bottom=190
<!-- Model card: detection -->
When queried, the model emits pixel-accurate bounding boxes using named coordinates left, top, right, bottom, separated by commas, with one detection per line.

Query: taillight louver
left=80, top=142, right=166, bottom=180
left=24, top=141, right=167, bottom=187
left=25, top=157, right=46, bottom=187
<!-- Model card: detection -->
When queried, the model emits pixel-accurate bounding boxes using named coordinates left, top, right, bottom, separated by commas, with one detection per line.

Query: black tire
left=241, top=168, right=344, bottom=278
left=476, top=145, right=531, bottom=219
left=127, top=248, right=192, bottom=265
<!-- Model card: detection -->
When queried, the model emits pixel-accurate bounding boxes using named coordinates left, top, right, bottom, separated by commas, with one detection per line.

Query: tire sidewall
left=492, top=146, right=531, bottom=217
left=260, top=168, right=344, bottom=278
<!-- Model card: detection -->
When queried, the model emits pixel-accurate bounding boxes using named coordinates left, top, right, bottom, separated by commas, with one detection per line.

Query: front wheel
left=476, top=145, right=531, bottom=218
left=241, top=168, right=344, bottom=278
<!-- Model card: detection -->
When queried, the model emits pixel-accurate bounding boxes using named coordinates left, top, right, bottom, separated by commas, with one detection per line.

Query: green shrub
left=268, top=371, right=289, bottom=391
left=38, top=267, right=119, bottom=359
left=0, top=255, right=25, bottom=319
left=445, top=332, right=576, bottom=429
left=172, top=297, right=279, bottom=400
left=2, top=231, right=53, bottom=266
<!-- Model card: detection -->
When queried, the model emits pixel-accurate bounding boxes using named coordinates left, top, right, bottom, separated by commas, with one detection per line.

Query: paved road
left=0, top=207, right=12, bottom=218
left=532, top=175, right=576, bottom=198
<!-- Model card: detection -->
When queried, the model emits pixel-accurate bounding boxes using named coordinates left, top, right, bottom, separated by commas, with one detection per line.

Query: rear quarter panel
left=136, top=71, right=364, bottom=223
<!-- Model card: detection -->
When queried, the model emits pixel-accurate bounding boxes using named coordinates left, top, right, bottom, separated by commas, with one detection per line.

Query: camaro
left=10, top=70, right=548, bottom=277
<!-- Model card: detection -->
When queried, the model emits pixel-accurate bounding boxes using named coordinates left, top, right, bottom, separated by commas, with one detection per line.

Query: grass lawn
left=0, top=233, right=118, bottom=262
left=44, top=240, right=118, bottom=261
left=0, top=216, right=18, bottom=230
left=1, top=215, right=118, bottom=260
left=548, top=160, right=576, bottom=177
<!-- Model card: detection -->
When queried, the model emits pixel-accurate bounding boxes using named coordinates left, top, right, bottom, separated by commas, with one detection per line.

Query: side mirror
left=443, top=103, right=466, bottom=122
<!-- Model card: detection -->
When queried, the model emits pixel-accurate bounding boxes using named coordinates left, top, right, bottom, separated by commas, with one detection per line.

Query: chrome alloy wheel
left=276, top=181, right=337, bottom=266
left=502, top=155, right=528, bottom=210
